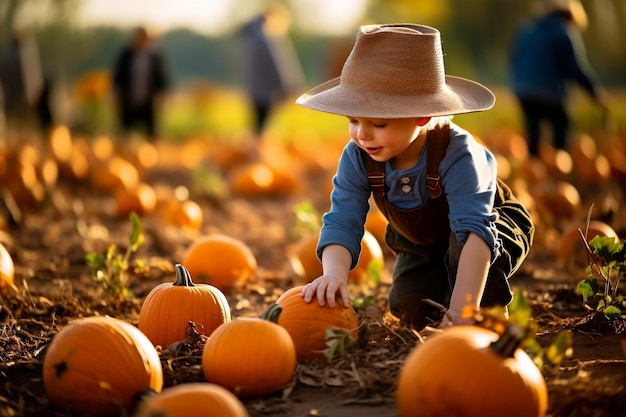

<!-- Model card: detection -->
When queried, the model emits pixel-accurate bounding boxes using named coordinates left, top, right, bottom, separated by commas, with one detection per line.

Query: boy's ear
left=416, top=117, right=431, bottom=126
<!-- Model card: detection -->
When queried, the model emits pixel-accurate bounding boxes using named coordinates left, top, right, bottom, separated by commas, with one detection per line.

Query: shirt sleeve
left=440, top=126, right=500, bottom=258
left=317, top=141, right=372, bottom=269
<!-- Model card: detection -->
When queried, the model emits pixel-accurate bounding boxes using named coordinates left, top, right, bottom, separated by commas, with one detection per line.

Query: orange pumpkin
left=201, top=305, right=296, bottom=397
left=134, top=383, right=249, bottom=417
left=181, top=234, right=257, bottom=290
left=138, top=264, right=231, bottom=347
left=43, top=316, right=163, bottom=417
left=229, top=162, right=300, bottom=197
left=115, top=182, right=158, bottom=217
left=166, top=199, right=204, bottom=230
left=556, top=220, right=618, bottom=267
left=289, top=230, right=383, bottom=284
left=0, top=242, right=14, bottom=290
left=396, top=325, right=547, bottom=417
left=364, top=206, right=389, bottom=248
left=273, top=285, right=359, bottom=363
left=90, top=155, right=140, bottom=192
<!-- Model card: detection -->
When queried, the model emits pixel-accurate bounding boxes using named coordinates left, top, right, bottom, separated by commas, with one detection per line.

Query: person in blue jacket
left=296, top=23, right=534, bottom=330
left=510, top=0, right=609, bottom=156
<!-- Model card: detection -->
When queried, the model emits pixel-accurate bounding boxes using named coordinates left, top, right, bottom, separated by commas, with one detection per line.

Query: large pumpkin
left=201, top=305, right=296, bottom=397
left=273, top=285, right=359, bottom=363
left=43, top=315, right=163, bottom=417
left=396, top=325, right=547, bottom=417
left=134, top=382, right=249, bottom=417
left=138, top=264, right=231, bottom=348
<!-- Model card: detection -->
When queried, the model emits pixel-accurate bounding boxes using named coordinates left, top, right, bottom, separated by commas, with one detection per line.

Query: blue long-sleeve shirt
left=510, top=13, right=601, bottom=103
left=317, top=122, right=500, bottom=269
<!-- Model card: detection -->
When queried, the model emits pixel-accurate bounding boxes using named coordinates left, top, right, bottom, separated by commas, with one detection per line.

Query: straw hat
left=296, top=23, right=495, bottom=118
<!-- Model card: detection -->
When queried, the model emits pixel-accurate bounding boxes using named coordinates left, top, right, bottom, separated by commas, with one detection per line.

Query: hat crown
left=341, top=24, right=446, bottom=95
left=296, top=22, right=495, bottom=118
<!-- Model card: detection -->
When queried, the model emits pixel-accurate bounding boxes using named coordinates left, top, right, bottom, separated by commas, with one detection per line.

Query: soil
left=1, top=138, right=626, bottom=417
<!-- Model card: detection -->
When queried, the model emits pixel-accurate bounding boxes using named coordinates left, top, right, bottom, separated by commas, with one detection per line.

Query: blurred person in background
left=239, top=3, right=305, bottom=158
left=0, top=29, right=45, bottom=136
left=112, top=26, right=169, bottom=142
left=509, top=0, right=609, bottom=156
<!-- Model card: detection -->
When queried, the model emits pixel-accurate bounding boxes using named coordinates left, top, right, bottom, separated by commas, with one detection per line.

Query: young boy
left=296, top=24, right=534, bottom=330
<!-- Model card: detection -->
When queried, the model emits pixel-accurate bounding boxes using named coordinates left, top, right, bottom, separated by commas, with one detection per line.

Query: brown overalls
left=361, top=125, right=534, bottom=329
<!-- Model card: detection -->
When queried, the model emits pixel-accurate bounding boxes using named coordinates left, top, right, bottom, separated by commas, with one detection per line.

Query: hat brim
left=296, top=75, right=495, bottom=118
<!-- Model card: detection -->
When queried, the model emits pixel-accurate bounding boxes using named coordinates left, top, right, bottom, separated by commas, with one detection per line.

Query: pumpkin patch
left=1, top=50, right=625, bottom=417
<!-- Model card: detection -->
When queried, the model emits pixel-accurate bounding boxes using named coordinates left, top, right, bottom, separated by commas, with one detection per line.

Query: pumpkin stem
left=260, top=303, right=283, bottom=323
left=174, top=264, right=195, bottom=287
left=490, top=324, right=526, bottom=358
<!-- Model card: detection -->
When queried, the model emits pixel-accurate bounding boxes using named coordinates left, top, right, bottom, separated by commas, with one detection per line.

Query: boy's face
left=347, top=116, right=424, bottom=164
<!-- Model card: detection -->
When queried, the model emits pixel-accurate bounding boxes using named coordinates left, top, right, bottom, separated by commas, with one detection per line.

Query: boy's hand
left=301, top=276, right=350, bottom=309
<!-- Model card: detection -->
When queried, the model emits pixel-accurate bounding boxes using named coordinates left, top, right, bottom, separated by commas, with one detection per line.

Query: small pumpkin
left=134, top=382, right=249, bottom=417
left=115, top=181, right=157, bottom=217
left=0, top=242, right=14, bottom=290
left=165, top=199, right=204, bottom=230
left=43, top=315, right=163, bottom=417
left=90, top=155, right=140, bottom=192
left=272, top=285, right=359, bottom=363
left=201, top=305, right=296, bottom=397
left=181, top=233, right=257, bottom=290
left=138, top=264, right=231, bottom=347
left=229, top=161, right=300, bottom=197
left=396, top=325, right=547, bottom=417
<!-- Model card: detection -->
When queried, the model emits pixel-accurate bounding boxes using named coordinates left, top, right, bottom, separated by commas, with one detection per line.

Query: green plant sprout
left=576, top=231, right=626, bottom=321
left=507, top=291, right=573, bottom=368
left=85, top=212, right=148, bottom=303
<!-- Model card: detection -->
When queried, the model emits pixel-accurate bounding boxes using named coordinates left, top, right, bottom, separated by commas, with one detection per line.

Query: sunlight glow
left=79, top=0, right=239, bottom=34
left=78, top=0, right=368, bottom=35
left=290, top=0, right=369, bottom=35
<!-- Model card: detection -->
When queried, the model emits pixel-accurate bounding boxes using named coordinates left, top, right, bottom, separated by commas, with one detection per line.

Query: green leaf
left=323, top=327, right=356, bottom=362
left=576, top=278, right=599, bottom=302
left=365, top=259, right=382, bottom=287
left=290, top=201, right=322, bottom=240
left=603, top=305, right=622, bottom=321
left=507, top=291, right=532, bottom=329
left=85, top=252, right=106, bottom=269
left=589, top=235, right=625, bottom=263
left=129, top=212, right=144, bottom=252
left=546, top=330, right=573, bottom=365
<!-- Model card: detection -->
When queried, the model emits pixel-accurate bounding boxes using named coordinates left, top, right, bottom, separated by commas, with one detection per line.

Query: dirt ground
left=1, top=137, right=626, bottom=417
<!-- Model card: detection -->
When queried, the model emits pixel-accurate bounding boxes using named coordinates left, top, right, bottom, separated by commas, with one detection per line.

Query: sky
left=78, top=0, right=369, bottom=36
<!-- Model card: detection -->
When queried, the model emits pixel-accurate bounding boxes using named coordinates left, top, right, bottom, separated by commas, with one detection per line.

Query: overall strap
left=363, top=152, right=386, bottom=197
left=425, top=125, right=450, bottom=198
